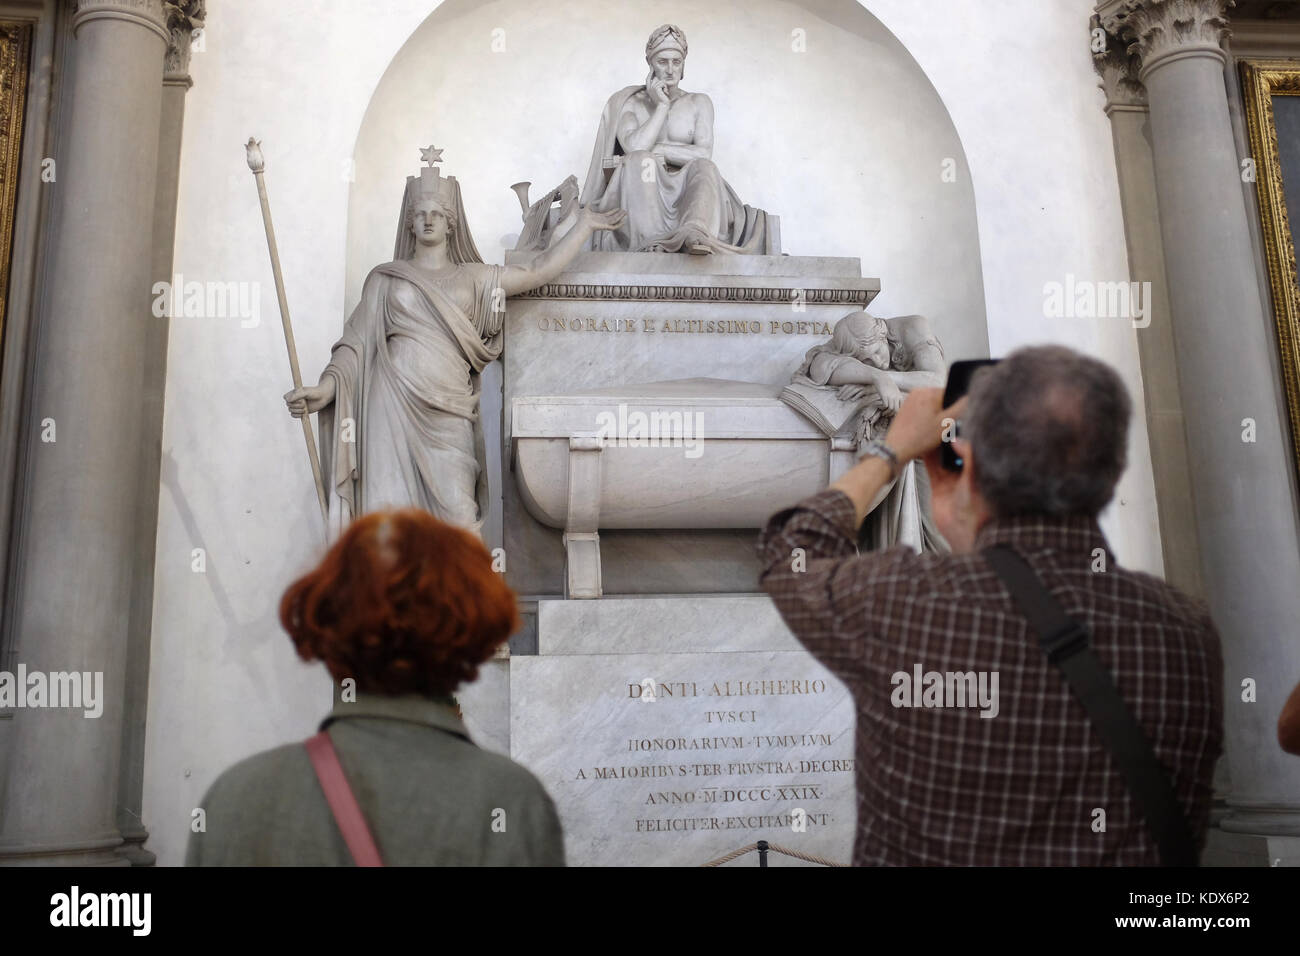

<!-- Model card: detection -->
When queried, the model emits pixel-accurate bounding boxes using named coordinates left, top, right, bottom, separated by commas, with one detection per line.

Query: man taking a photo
left=758, top=345, right=1223, bottom=865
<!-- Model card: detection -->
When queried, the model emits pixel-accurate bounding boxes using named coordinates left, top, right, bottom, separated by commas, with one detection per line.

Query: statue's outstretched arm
left=498, top=206, right=627, bottom=296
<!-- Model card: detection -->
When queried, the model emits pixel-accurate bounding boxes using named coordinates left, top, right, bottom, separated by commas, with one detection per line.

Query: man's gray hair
left=963, top=345, right=1131, bottom=518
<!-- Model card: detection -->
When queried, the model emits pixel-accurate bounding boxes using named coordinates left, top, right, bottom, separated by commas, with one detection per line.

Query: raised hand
left=886, top=389, right=967, bottom=464
left=645, top=70, right=671, bottom=108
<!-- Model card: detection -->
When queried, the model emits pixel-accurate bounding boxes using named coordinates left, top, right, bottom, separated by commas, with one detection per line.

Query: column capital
left=163, top=0, right=205, bottom=85
left=1091, top=15, right=1148, bottom=112
left=72, top=0, right=169, bottom=44
left=1096, top=0, right=1233, bottom=80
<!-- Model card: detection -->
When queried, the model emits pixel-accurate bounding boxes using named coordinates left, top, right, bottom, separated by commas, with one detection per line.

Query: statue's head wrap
left=393, top=148, right=484, bottom=264
left=645, top=23, right=687, bottom=61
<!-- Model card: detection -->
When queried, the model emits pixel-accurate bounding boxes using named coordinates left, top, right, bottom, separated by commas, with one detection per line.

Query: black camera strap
left=983, top=544, right=1197, bottom=866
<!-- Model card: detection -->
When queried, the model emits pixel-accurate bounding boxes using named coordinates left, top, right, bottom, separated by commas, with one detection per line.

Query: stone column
left=0, top=0, right=168, bottom=865
left=1091, top=21, right=1205, bottom=600
left=116, top=0, right=204, bottom=866
left=1098, top=0, right=1300, bottom=862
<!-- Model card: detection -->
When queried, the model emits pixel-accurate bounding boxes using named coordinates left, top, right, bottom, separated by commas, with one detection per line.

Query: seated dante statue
left=579, top=24, right=778, bottom=255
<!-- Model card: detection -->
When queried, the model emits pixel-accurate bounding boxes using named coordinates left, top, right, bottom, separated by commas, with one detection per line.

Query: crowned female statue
left=285, top=149, right=624, bottom=536
left=580, top=24, right=778, bottom=255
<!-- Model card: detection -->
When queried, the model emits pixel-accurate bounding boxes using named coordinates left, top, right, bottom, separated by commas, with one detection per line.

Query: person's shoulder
left=201, top=741, right=311, bottom=807
left=615, top=86, right=650, bottom=110
left=187, top=741, right=317, bottom=865
left=363, top=262, right=403, bottom=288
left=885, top=313, right=935, bottom=345
left=850, top=545, right=1007, bottom=607
left=461, top=261, right=502, bottom=290
left=686, top=90, right=714, bottom=109
left=1113, top=564, right=1218, bottom=634
left=465, top=745, right=555, bottom=801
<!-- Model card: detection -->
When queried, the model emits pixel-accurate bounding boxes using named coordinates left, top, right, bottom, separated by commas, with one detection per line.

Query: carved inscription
left=567, top=675, right=854, bottom=838
left=536, top=316, right=834, bottom=336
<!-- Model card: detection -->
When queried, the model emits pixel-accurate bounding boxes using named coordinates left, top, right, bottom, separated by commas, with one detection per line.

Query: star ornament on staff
left=244, top=136, right=329, bottom=527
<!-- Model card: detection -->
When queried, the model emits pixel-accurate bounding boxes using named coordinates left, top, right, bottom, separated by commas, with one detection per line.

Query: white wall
left=144, top=0, right=1161, bottom=866
left=864, top=0, right=1159, bottom=545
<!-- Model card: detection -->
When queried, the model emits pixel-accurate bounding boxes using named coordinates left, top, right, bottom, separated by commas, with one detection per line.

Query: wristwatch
left=859, top=439, right=902, bottom=481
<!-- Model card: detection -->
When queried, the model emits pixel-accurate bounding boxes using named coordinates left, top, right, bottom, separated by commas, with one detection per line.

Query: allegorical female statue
left=782, top=310, right=949, bottom=552
left=285, top=150, right=624, bottom=537
left=580, top=24, right=777, bottom=255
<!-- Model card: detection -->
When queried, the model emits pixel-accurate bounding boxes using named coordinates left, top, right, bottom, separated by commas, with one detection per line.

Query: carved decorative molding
left=164, top=0, right=204, bottom=83
left=0, top=23, right=30, bottom=384
left=72, top=0, right=169, bottom=43
left=517, top=282, right=877, bottom=305
left=1097, top=0, right=1233, bottom=77
left=1091, top=15, right=1148, bottom=110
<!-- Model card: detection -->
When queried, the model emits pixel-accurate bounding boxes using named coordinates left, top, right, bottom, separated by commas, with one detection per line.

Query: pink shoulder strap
left=304, top=731, right=384, bottom=867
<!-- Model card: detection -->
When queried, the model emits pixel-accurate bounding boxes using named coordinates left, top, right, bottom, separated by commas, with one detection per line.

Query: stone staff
left=245, top=137, right=328, bottom=526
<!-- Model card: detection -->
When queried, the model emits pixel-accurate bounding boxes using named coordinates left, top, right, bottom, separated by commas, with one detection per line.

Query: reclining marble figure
left=781, top=311, right=949, bottom=553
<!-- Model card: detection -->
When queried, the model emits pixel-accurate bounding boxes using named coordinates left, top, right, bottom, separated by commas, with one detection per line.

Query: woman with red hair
left=186, top=509, right=563, bottom=866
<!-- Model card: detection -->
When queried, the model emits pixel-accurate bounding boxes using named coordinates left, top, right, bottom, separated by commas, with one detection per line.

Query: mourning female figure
left=285, top=155, right=624, bottom=536
left=783, top=310, right=948, bottom=551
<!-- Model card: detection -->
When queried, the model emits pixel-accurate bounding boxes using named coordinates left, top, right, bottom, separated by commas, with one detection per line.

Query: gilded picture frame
left=1242, top=59, right=1300, bottom=480
left=0, top=22, right=30, bottom=380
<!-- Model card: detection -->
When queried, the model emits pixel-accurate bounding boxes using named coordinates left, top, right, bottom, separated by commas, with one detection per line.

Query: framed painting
left=1242, top=59, right=1300, bottom=480
left=0, top=22, right=30, bottom=385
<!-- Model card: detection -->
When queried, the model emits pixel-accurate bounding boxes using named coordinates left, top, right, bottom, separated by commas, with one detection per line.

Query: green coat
left=186, top=693, right=565, bottom=866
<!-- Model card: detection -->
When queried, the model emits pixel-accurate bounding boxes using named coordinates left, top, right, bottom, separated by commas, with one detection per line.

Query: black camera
left=941, top=359, right=1000, bottom=472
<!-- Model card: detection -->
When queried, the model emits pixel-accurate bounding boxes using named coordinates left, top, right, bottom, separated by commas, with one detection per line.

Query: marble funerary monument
left=292, top=22, right=947, bottom=867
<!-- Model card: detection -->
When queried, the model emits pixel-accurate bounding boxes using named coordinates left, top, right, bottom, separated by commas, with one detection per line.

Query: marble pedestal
left=509, top=596, right=857, bottom=867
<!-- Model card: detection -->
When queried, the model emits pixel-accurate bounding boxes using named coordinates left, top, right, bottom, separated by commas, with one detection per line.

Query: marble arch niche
left=345, top=0, right=988, bottom=596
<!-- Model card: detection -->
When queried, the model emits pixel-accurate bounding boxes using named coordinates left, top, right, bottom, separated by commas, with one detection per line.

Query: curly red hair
left=280, top=509, right=518, bottom=697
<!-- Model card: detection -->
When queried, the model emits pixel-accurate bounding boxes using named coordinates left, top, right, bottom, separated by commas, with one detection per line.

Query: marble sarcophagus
left=511, top=379, right=858, bottom=598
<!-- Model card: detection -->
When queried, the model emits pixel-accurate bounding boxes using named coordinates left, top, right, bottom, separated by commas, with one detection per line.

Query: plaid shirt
left=757, top=488, right=1223, bottom=866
